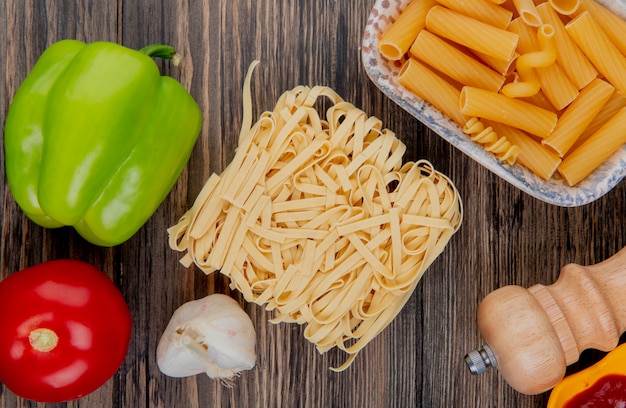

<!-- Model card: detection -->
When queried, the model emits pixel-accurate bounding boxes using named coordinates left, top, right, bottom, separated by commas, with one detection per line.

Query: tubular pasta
left=169, top=62, right=463, bottom=371
left=521, top=90, right=560, bottom=113
left=577, top=0, right=626, bottom=56
left=558, top=107, right=626, bottom=186
left=398, top=59, right=521, bottom=165
left=472, top=50, right=518, bottom=75
left=566, top=11, right=626, bottom=95
left=549, top=0, right=581, bottom=15
left=425, top=5, right=519, bottom=62
left=378, top=0, right=437, bottom=61
left=375, top=0, right=626, bottom=185
left=488, top=121, right=562, bottom=180
left=512, top=0, right=543, bottom=26
left=434, top=0, right=513, bottom=29
left=542, top=78, right=614, bottom=156
left=460, top=86, right=558, bottom=138
left=536, top=3, right=597, bottom=90
left=409, top=30, right=506, bottom=93
left=571, top=90, right=626, bottom=151
left=398, top=58, right=468, bottom=128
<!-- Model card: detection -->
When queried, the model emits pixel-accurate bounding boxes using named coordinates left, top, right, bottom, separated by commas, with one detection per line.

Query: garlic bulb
left=156, top=294, right=256, bottom=383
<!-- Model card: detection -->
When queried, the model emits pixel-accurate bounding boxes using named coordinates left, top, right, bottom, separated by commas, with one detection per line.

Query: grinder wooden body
left=467, top=246, right=626, bottom=395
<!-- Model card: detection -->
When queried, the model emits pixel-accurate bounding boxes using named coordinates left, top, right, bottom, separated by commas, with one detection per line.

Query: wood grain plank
left=1, top=0, right=625, bottom=407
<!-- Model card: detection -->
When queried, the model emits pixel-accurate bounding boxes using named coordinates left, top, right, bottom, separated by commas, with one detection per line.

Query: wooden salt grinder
left=465, top=246, right=626, bottom=395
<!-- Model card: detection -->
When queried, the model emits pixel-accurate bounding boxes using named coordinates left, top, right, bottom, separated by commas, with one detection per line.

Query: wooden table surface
left=1, top=1, right=625, bottom=407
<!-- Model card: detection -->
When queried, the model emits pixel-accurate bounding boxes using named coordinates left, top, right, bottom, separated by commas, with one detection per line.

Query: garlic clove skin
left=156, top=294, right=256, bottom=382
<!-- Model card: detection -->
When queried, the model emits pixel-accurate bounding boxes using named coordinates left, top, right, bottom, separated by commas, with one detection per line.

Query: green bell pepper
left=4, top=39, right=202, bottom=246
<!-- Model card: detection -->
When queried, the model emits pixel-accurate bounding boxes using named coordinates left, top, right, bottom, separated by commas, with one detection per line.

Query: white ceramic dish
left=362, top=0, right=626, bottom=207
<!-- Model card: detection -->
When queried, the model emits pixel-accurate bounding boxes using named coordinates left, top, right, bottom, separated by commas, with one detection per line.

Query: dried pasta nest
left=168, top=62, right=463, bottom=371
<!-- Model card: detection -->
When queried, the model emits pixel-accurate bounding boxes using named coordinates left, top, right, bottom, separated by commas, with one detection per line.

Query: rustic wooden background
left=1, top=0, right=625, bottom=407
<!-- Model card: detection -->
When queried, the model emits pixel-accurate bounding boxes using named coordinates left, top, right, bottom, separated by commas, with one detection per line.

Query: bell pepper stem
left=138, top=44, right=182, bottom=66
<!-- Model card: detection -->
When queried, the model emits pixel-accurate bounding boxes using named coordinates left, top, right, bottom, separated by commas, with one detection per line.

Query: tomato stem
left=29, top=328, right=59, bottom=352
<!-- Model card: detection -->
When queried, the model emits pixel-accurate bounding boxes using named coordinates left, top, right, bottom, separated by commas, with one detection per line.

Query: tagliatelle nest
left=168, top=61, right=463, bottom=371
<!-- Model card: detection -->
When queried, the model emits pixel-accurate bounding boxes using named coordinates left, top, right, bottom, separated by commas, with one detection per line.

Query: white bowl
left=362, top=0, right=626, bottom=207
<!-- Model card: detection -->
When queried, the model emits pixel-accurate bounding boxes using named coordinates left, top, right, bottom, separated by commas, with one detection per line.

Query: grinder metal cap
left=465, top=344, right=498, bottom=375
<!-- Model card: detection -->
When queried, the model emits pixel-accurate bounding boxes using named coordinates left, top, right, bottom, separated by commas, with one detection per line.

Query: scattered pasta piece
left=502, top=24, right=557, bottom=98
left=463, top=118, right=521, bottom=165
left=168, top=62, right=463, bottom=371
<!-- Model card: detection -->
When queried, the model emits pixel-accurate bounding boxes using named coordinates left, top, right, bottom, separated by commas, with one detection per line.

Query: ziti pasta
left=379, top=0, right=626, bottom=186
left=169, top=62, right=463, bottom=371
left=512, top=0, right=543, bottom=27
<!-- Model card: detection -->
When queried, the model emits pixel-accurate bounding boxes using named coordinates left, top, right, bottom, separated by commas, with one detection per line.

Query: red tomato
left=0, top=259, right=132, bottom=402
